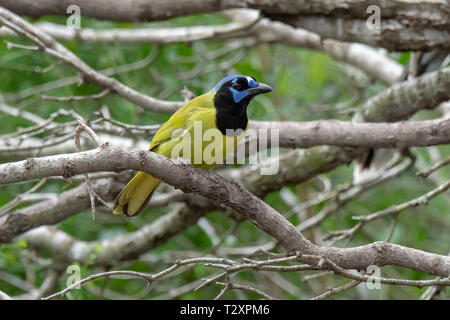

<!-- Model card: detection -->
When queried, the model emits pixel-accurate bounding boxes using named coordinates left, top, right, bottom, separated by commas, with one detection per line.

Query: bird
left=113, top=75, right=272, bottom=217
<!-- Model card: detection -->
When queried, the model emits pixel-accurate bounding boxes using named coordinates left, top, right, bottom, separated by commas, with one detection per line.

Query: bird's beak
left=247, top=83, right=273, bottom=96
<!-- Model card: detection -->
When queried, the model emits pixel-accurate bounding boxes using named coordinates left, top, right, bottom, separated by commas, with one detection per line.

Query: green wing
left=149, top=92, right=214, bottom=151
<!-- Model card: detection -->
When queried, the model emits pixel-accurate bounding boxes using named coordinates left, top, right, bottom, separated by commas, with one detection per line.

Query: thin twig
left=216, top=281, right=277, bottom=300
left=0, top=178, right=48, bottom=216
left=353, top=179, right=450, bottom=222
left=310, top=280, right=360, bottom=300
left=417, top=155, right=450, bottom=178
left=324, top=258, right=450, bottom=288
left=74, top=118, right=103, bottom=219
left=44, top=270, right=152, bottom=300
left=41, top=89, right=110, bottom=102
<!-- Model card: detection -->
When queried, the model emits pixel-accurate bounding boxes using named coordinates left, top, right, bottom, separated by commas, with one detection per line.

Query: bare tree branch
left=352, top=179, right=450, bottom=222
left=1, top=145, right=449, bottom=277
left=2, top=117, right=449, bottom=162
left=2, top=0, right=448, bottom=50
left=310, top=280, right=360, bottom=300
left=275, top=15, right=450, bottom=51
left=0, top=15, right=403, bottom=85
left=2, top=0, right=448, bottom=26
left=252, top=118, right=450, bottom=149
left=417, top=154, right=450, bottom=178
left=358, top=66, right=450, bottom=122
left=3, top=55, right=447, bottom=243
left=0, top=7, right=183, bottom=113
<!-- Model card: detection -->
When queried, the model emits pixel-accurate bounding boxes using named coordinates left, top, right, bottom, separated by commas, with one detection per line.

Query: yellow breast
left=150, top=93, right=246, bottom=170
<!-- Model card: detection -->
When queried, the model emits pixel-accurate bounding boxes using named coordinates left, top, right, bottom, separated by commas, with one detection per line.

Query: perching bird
left=113, top=75, right=272, bottom=217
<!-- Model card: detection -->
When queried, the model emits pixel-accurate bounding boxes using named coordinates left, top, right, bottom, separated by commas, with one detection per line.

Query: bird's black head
left=211, top=75, right=272, bottom=136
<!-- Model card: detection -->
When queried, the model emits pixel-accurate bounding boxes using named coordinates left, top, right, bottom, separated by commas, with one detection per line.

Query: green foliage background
left=0, top=14, right=449, bottom=300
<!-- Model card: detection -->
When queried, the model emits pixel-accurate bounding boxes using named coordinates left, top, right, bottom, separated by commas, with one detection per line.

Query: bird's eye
left=231, top=82, right=241, bottom=90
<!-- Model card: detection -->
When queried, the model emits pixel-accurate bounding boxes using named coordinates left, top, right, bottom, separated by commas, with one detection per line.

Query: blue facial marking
left=211, top=75, right=242, bottom=92
left=229, top=87, right=248, bottom=103
left=211, top=75, right=259, bottom=103
left=248, top=79, right=258, bottom=88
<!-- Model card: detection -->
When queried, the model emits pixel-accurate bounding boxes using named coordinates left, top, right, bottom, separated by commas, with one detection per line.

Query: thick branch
left=274, top=15, right=450, bottom=51
left=0, top=145, right=313, bottom=251
left=20, top=203, right=208, bottom=266
left=3, top=0, right=448, bottom=50
left=1, top=145, right=448, bottom=277
left=2, top=0, right=448, bottom=26
left=359, top=66, right=450, bottom=122
left=252, top=118, right=450, bottom=149
left=251, top=21, right=402, bottom=85
left=0, top=177, right=123, bottom=243
left=2, top=118, right=449, bottom=162
left=2, top=66, right=449, bottom=243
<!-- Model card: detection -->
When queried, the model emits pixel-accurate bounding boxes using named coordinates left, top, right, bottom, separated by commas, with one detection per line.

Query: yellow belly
left=149, top=93, right=247, bottom=170
left=154, top=120, right=246, bottom=170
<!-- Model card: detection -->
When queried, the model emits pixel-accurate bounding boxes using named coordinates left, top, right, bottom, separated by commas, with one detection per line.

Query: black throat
left=214, top=91, right=249, bottom=136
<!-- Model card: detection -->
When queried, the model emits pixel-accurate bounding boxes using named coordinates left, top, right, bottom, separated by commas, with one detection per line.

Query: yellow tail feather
left=113, top=172, right=160, bottom=217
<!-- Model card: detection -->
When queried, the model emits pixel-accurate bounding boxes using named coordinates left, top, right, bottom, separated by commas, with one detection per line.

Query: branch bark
left=1, top=144, right=448, bottom=277
left=2, top=0, right=448, bottom=25
left=358, top=66, right=450, bottom=122
left=0, top=16, right=403, bottom=85
left=3, top=0, right=449, bottom=50
left=2, top=117, right=449, bottom=162
left=20, top=203, right=208, bottom=266
left=252, top=118, right=450, bottom=149
left=273, top=15, right=450, bottom=51
left=0, top=177, right=123, bottom=243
